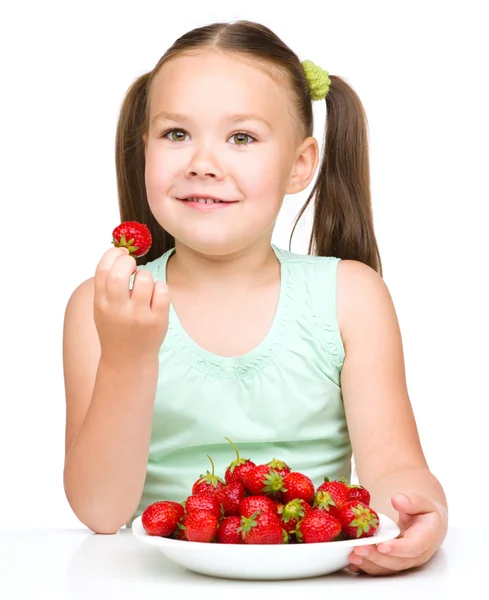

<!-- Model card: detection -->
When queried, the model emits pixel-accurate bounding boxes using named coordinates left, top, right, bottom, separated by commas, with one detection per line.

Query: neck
left=167, top=239, right=279, bottom=293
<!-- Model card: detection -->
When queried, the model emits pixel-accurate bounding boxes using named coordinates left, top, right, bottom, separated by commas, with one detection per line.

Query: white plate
left=132, top=513, right=400, bottom=580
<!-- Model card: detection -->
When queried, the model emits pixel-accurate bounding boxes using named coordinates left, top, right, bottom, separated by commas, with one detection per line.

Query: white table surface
left=0, top=525, right=478, bottom=599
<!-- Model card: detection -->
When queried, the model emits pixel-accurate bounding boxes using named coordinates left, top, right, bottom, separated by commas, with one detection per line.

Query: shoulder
left=65, top=276, right=95, bottom=308
left=63, top=277, right=96, bottom=328
left=337, top=259, right=397, bottom=348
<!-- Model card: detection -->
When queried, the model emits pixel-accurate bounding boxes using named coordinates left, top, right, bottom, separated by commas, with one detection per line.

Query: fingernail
left=350, top=555, right=363, bottom=565
left=378, top=544, right=391, bottom=553
left=395, top=494, right=409, bottom=505
left=355, top=547, right=370, bottom=556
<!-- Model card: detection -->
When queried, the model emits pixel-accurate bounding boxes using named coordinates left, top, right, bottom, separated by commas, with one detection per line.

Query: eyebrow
left=151, top=111, right=272, bottom=130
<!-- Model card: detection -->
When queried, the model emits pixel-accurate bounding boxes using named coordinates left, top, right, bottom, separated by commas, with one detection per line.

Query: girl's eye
left=162, top=129, right=189, bottom=142
left=161, top=129, right=256, bottom=144
left=229, top=132, right=256, bottom=145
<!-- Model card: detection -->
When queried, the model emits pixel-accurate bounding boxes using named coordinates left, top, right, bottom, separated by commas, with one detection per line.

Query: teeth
left=186, top=197, right=222, bottom=203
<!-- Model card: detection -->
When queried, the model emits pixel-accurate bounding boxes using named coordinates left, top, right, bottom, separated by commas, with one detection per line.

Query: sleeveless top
left=126, top=244, right=351, bottom=527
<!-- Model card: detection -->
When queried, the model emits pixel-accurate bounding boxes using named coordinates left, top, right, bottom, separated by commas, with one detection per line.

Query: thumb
left=392, top=492, right=436, bottom=516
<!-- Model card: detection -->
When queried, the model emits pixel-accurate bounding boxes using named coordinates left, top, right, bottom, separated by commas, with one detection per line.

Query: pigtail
left=114, top=72, right=174, bottom=266
left=291, top=76, right=382, bottom=276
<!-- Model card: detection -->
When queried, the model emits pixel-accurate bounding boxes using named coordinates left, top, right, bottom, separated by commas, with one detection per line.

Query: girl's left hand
left=348, top=493, right=447, bottom=576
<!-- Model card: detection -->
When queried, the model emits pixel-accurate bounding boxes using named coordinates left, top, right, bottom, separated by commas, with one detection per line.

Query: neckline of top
left=156, top=244, right=292, bottom=375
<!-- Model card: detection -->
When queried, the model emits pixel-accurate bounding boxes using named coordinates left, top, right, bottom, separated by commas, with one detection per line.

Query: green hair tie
left=302, top=59, right=331, bottom=101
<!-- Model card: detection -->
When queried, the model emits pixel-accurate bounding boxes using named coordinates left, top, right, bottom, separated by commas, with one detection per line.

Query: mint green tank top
left=126, top=244, right=351, bottom=527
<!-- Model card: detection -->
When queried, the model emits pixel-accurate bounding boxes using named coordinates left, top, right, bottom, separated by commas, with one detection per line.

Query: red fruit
left=184, top=493, right=222, bottom=520
left=111, top=221, right=152, bottom=258
left=316, top=477, right=350, bottom=510
left=224, top=438, right=257, bottom=485
left=282, top=472, right=315, bottom=504
left=239, top=495, right=278, bottom=518
left=296, top=508, right=343, bottom=543
left=266, top=458, right=292, bottom=478
left=349, top=485, right=371, bottom=506
left=183, top=510, right=219, bottom=543
left=216, top=516, right=244, bottom=544
left=192, top=455, right=226, bottom=496
left=141, top=501, right=180, bottom=537
left=215, top=482, right=246, bottom=516
left=242, top=465, right=286, bottom=498
left=278, top=498, right=313, bottom=534
left=165, top=501, right=185, bottom=521
left=339, top=501, right=380, bottom=539
left=239, top=512, right=285, bottom=545
left=171, top=523, right=188, bottom=541
left=312, top=491, right=341, bottom=519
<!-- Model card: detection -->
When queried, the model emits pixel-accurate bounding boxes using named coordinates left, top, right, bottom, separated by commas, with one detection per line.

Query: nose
left=185, top=144, right=224, bottom=179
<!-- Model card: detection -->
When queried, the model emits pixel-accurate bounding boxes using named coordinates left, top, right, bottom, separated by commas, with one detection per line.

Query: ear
left=285, top=136, right=319, bottom=195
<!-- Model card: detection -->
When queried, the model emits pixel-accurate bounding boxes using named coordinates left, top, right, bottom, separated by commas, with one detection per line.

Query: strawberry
left=278, top=498, right=313, bottom=534
left=295, top=508, right=342, bottom=543
left=184, top=493, right=222, bottom=520
left=111, top=221, right=152, bottom=257
left=224, top=438, right=257, bottom=485
left=313, top=477, right=350, bottom=518
left=215, top=481, right=246, bottom=516
left=348, top=484, right=371, bottom=506
left=171, top=522, right=188, bottom=541
left=339, top=500, right=380, bottom=539
left=239, top=512, right=285, bottom=544
left=165, top=501, right=185, bottom=521
left=242, top=465, right=285, bottom=498
left=141, top=501, right=180, bottom=537
left=182, top=510, right=219, bottom=543
left=282, top=472, right=315, bottom=504
left=192, top=455, right=226, bottom=496
left=315, top=476, right=350, bottom=510
left=239, top=495, right=278, bottom=518
left=266, top=458, right=291, bottom=478
left=216, top=516, right=244, bottom=544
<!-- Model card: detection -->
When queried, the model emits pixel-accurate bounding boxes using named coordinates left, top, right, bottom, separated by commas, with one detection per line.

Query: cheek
left=144, top=149, right=174, bottom=195
left=241, top=150, right=288, bottom=195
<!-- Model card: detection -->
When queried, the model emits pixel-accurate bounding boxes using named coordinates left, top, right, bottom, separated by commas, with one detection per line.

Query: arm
left=337, top=260, right=448, bottom=572
left=62, top=277, right=159, bottom=534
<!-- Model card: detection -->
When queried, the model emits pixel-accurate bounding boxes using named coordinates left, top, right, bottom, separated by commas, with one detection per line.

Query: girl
left=62, top=20, right=448, bottom=575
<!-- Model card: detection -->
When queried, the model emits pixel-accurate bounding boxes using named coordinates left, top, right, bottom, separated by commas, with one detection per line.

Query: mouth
left=177, top=196, right=237, bottom=204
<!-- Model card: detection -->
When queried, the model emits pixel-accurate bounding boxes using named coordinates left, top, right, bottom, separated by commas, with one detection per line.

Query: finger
left=130, top=269, right=154, bottom=309
left=376, top=518, right=434, bottom=558
left=94, top=247, right=129, bottom=303
left=391, top=493, right=437, bottom=517
left=348, top=556, right=398, bottom=576
left=350, top=547, right=420, bottom=574
left=151, top=281, right=170, bottom=315
left=106, top=254, right=137, bottom=307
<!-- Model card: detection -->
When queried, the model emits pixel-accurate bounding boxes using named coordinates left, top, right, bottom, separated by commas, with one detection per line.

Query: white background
left=1, top=0, right=487, bottom=531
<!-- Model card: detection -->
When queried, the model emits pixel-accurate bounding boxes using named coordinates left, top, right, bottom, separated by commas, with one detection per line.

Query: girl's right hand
left=93, top=247, right=171, bottom=366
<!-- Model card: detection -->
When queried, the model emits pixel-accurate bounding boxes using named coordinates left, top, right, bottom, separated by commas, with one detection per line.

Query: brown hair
left=115, top=20, right=382, bottom=275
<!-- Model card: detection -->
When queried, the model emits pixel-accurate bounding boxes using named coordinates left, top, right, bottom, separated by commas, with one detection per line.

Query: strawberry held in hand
left=112, top=221, right=152, bottom=257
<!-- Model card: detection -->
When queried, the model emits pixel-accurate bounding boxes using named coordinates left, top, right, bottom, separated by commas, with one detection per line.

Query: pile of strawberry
left=141, top=439, right=379, bottom=545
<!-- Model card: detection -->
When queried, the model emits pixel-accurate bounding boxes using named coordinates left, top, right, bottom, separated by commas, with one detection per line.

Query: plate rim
left=131, top=511, right=400, bottom=549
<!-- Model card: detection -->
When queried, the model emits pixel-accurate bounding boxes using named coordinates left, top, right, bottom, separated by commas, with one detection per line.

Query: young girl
left=62, top=20, right=448, bottom=575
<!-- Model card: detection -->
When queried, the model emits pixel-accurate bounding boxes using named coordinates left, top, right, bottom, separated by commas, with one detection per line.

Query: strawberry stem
left=225, top=437, right=240, bottom=461
left=207, top=455, right=215, bottom=477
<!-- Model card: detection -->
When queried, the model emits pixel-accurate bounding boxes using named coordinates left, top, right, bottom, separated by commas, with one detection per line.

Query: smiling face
left=143, top=50, right=317, bottom=256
